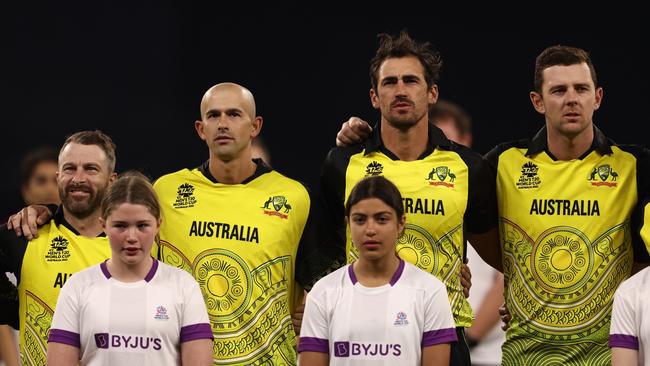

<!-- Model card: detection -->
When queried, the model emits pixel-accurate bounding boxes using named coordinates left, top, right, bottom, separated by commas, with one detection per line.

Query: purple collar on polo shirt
left=348, top=259, right=405, bottom=286
left=100, top=258, right=159, bottom=282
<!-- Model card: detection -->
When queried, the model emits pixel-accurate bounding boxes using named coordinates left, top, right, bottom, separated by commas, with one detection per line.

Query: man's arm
left=6, top=204, right=55, bottom=240
left=466, top=272, right=504, bottom=343
left=335, top=117, right=373, bottom=147
left=295, top=184, right=346, bottom=291
left=467, top=229, right=502, bottom=272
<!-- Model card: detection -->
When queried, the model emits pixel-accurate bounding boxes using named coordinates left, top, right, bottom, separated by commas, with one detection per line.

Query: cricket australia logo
left=261, top=195, right=292, bottom=219
left=173, top=183, right=197, bottom=208
left=516, top=161, right=541, bottom=189
left=365, top=161, right=384, bottom=177
left=426, top=166, right=455, bottom=188
left=588, top=164, right=618, bottom=187
left=46, top=236, right=71, bottom=262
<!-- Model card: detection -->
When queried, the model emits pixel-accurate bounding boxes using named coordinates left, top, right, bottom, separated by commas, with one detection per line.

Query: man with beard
left=317, top=31, right=499, bottom=366
left=0, top=131, right=116, bottom=365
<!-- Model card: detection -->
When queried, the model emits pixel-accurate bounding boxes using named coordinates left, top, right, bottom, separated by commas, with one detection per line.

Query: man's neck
left=63, top=209, right=104, bottom=237
left=546, top=123, right=594, bottom=160
left=209, top=152, right=257, bottom=184
left=380, top=118, right=429, bottom=161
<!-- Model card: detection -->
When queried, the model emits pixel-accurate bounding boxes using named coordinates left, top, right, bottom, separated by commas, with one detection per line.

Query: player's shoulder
left=262, top=169, right=310, bottom=198
left=154, top=168, right=198, bottom=189
left=614, top=143, right=650, bottom=159
left=485, top=139, right=531, bottom=160
left=443, top=141, right=484, bottom=164
left=64, top=263, right=104, bottom=290
left=618, top=266, right=650, bottom=294
left=324, top=145, right=365, bottom=166
left=309, top=264, right=350, bottom=295
left=400, top=262, right=447, bottom=292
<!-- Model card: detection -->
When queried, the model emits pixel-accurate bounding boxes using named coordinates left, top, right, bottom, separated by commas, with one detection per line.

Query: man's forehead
left=59, top=143, right=107, bottom=164
left=542, top=63, right=594, bottom=87
left=201, top=89, right=251, bottom=115
left=378, top=56, right=425, bottom=79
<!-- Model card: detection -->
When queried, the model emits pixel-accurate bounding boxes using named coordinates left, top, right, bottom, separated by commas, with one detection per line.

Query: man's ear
left=195, top=120, right=207, bottom=141
left=370, top=88, right=380, bottom=110
left=428, top=84, right=439, bottom=104
left=594, top=87, right=604, bottom=110
left=251, top=116, right=263, bottom=138
left=530, top=91, right=545, bottom=114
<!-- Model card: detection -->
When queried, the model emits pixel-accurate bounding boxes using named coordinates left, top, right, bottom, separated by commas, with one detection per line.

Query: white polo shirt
left=48, top=259, right=212, bottom=365
left=610, top=266, right=650, bottom=365
left=299, top=259, right=457, bottom=365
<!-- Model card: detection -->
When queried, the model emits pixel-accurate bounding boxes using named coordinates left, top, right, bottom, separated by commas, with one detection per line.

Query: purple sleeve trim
left=298, top=337, right=329, bottom=353
left=422, top=328, right=457, bottom=347
left=48, top=328, right=81, bottom=348
left=609, top=334, right=639, bottom=350
left=180, top=323, right=213, bottom=342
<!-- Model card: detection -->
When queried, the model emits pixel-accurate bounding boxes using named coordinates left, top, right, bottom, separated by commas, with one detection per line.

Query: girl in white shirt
left=47, top=172, right=213, bottom=366
left=299, top=176, right=456, bottom=365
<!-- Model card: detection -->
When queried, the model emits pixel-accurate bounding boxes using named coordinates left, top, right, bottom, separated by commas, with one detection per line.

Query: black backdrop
left=4, top=9, right=648, bottom=216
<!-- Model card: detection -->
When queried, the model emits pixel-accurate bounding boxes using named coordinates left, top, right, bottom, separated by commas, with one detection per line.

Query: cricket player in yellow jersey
left=486, top=45, right=650, bottom=365
left=154, top=83, right=325, bottom=365
left=0, top=131, right=117, bottom=365
left=319, top=31, right=499, bottom=366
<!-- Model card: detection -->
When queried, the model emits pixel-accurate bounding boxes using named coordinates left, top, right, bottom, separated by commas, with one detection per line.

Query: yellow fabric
left=344, top=149, right=473, bottom=327
left=154, top=167, right=309, bottom=365
left=497, top=146, right=637, bottom=365
left=18, top=221, right=110, bottom=366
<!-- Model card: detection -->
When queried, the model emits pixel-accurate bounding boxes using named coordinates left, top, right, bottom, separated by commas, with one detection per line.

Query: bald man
left=153, top=83, right=325, bottom=365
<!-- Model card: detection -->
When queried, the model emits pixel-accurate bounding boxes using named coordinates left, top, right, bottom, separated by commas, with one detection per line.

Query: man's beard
left=385, top=114, right=420, bottom=131
left=59, top=183, right=106, bottom=219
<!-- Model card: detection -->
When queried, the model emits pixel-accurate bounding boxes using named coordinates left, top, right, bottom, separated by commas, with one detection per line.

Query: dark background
left=4, top=9, right=648, bottom=216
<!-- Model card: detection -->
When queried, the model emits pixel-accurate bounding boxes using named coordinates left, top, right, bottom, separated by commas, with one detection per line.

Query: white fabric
left=466, top=244, right=505, bottom=365
left=300, top=261, right=456, bottom=365
left=609, top=266, right=650, bottom=366
left=49, top=260, right=210, bottom=365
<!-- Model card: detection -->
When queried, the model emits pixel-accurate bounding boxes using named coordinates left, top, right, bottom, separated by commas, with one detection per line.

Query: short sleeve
left=422, top=283, right=457, bottom=348
left=48, top=278, right=81, bottom=348
left=297, top=287, right=329, bottom=354
left=609, top=286, right=640, bottom=350
left=465, top=156, right=498, bottom=234
left=179, top=273, right=213, bottom=343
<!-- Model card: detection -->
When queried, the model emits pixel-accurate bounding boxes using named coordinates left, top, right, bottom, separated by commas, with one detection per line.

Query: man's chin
left=386, top=119, right=418, bottom=130
left=64, top=201, right=95, bottom=219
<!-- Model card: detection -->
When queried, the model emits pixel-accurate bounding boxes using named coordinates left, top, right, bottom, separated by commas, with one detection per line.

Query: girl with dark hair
left=299, top=176, right=457, bottom=365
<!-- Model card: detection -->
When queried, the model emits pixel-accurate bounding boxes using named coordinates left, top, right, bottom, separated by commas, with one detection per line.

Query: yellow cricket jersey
left=487, top=126, right=650, bottom=365
left=154, top=160, right=312, bottom=365
left=17, top=213, right=110, bottom=366
left=319, top=123, right=497, bottom=328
